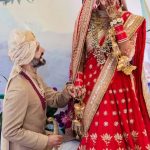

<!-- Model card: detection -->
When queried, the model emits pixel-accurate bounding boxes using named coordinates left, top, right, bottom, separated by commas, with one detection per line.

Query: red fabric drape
left=133, top=20, right=150, bottom=134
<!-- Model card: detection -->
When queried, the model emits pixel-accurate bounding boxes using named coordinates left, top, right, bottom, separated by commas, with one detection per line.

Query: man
left=1, top=29, right=76, bottom=150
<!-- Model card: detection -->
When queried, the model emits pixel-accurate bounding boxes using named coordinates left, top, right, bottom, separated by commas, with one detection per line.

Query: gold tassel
left=47, top=117, right=59, bottom=150
left=72, top=100, right=85, bottom=139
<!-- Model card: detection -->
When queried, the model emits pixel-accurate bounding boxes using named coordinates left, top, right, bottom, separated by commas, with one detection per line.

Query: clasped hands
left=66, top=83, right=86, bottom=100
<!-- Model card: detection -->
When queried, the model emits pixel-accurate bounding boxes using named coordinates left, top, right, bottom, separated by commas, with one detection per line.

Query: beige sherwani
left=2, top=71, right=71, bottom=150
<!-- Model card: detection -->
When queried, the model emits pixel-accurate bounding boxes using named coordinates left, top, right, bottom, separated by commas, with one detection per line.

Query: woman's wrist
left=74, top=72, right=83, bottom=87
left=110, top=18, right=128, bottom=43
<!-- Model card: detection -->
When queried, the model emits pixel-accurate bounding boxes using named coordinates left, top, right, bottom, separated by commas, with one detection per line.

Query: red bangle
left=74, top=80, right=83, bottom=87
left=76, top=72, right=83, bottom=80
left=115, top=30, right=128, bottom=43
left=75, top=72, right=83, bottom=87
left=114, top=24, right=124, bottom=33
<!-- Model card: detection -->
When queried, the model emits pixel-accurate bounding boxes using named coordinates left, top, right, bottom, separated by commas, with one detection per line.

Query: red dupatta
left=133, top=20, right=150, bottom=132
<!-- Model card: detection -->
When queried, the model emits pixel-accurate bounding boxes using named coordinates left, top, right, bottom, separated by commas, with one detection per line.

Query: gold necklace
left=86, top=12, right=112, bottom=65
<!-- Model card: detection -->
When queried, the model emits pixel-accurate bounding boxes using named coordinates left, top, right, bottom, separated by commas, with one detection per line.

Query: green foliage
left=46, top=106, right=57, bottom=118
left=0, top=113, right=2, bottom=132
left=0, top=94, right=4, bottom=99
left=0, top=0, right=34, bottom=4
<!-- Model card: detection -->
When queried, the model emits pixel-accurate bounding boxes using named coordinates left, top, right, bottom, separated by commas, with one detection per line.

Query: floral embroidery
left=103, top=111, right=108, bottom=116
left=123, top=109, right=127, bottom=114
left=89, top=64, right=93, bottom=69
left=114, top=133, right=123, bottom=145
left=104, top=100, right=108, bottom=104
left=121, top=99, right=125, bottom=104
left=93, top=71, right=97, bottom=75
left=90, top=147, right=96, bottom=150
left=90, top=133, right=98, bottom=144
left=95, top=121, right=99, bottom=126
left=84, top=133, right=89, bottom=142
left=131, top=130, right=139, bottom=141
left=112, top=111, right=117, bottom=116
left=89, top=74, right=93, bottom=78
left=104, top=121, right=109, bottom=127
left=123, top=132, right=128, bottom=142
left=109, top=90, right=113, bottom=94
left=146, top=144, right=150, bottom=150
left=111, top=100, right=115, bottom=105
left=78, top=145, right=86, bottom=150
left=114, top=121, right=119, bottom=127
left=142, top=129, right=148, bottom=136
left=119, top=89, right=123, bottom=93
left=129, top=109, right=133, bottom=113
left=134, top=145, right=142, bottom=150
left=101, top=133, right=112, bottom=146
left=129, top=119, right=134, bottom=124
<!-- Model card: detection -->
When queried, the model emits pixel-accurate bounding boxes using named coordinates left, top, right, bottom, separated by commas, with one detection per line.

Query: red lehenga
left=69, top=0, right=150, bottom=149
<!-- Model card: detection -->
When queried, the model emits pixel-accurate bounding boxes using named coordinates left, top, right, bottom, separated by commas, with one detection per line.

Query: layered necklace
left=86, top=10, right=112, bottom=65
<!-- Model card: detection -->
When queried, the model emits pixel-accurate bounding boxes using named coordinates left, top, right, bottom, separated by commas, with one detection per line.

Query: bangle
left=74, top=80, right=83, bottom=87
left=116, top=32, right=128, bottom=43
left=76, top=72, right=83, bottom=80
left=75, top=72, right=83, bottom=87
left=114, top=24, right=124, bottom=33
left=114, top=24, right=128, bottom=43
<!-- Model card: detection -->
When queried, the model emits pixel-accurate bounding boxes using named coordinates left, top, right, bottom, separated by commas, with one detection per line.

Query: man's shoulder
left=8, top=74, right=28, bottom=91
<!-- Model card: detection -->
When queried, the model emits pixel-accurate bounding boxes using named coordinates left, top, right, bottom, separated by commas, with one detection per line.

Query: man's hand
left=47, top=135, right=63, bottom=147
left=66, top=84, right=76, bottom=98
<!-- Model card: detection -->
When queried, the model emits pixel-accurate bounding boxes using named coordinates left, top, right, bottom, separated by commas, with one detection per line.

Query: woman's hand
left=100, top=0, right=117, bottom=7
left=100, top=0, right=120, bottom=19
left=66, top=84, right=86, bottom=100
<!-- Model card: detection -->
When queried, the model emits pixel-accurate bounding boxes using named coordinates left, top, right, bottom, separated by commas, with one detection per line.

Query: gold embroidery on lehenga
left=134, top=145, right=142, bottom=150
left=131, top=130, right=139, bottom=141
left=114, top=133, right=123, bottom=145
left=101, top=133, right=112, bottom=146
left=78, top=145, right=86, bottom=150
left=90, top=133, right=98, bottom=144
left=83, top=54, right=117, bottom=133
left=123, top=132, right=128, bottom=142
left=146, top=144, right=150, bottom=150
left=142, top=129, right=148, bottom=137
left=71, top=0, right=95, bottom=81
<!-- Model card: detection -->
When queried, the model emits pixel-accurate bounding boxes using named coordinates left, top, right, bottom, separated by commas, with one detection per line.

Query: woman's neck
left=98, top=4, right=106, bottom=11
left=97, top=10, right=108, bottom=17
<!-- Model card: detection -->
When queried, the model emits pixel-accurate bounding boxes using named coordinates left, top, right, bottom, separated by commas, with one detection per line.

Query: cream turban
left=8, top=29, right=37, bottom=66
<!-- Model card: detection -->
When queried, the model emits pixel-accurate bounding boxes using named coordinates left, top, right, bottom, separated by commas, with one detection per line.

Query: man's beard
left=31, top=57, right=46, bottom=68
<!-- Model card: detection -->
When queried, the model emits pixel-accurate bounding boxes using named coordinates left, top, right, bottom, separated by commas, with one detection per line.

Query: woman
left=70, top=0, right=150, bottom=149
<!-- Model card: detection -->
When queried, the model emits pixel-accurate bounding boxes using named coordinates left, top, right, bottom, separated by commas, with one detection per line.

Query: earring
left=93, top=0, right=101, bottom=10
